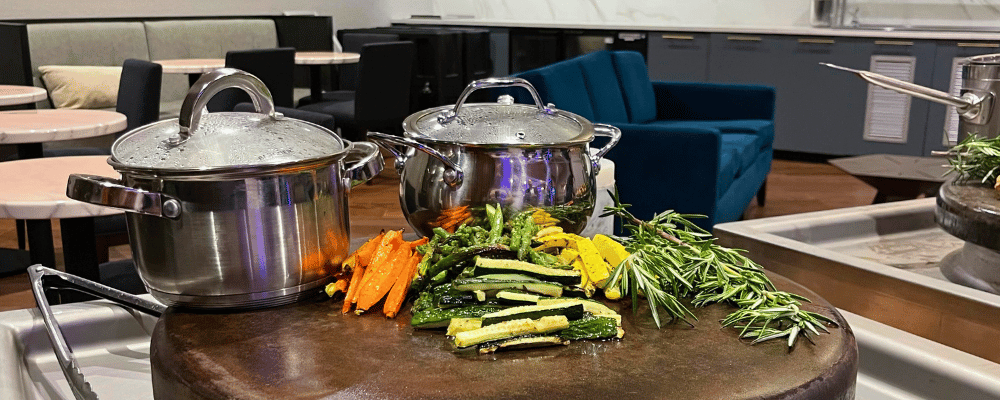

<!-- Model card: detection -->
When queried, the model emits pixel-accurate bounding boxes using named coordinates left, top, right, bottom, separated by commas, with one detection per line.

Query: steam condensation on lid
left=113, top=112, right=344, bottom=170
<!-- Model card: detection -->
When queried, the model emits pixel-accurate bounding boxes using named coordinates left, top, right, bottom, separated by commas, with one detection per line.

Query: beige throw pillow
left=38, top=65, right=121, bottom=109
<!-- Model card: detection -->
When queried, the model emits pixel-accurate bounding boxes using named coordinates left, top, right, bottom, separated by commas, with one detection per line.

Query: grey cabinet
left=647, top=32, right=709, bottom=82
left=708, top=34, right=935, bottom=156
left=923, top=41, right=1000, bottom=155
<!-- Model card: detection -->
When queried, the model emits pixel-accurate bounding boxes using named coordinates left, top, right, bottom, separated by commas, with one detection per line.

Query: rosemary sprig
left=943, top=134, right=1000, bottom=186
left=602, top=189, right=837, bottom=348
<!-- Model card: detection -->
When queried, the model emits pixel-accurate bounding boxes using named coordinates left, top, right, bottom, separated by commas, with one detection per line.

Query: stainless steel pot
left=368, top=77, right=621, bottom=237
left=824, top=55, right=1000, bottom=141
left=65, top=69, right=383, bottom=310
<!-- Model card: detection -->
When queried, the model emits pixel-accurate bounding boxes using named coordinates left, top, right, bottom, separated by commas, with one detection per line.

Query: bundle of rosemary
left=943, top=134, right=1000, bottom=190
left=602, top=190, right=836, bottom=348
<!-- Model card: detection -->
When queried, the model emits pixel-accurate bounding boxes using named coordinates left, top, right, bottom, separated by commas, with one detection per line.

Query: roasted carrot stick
left=354, top=230, right=403, bottom=301
left=356, top=243, right=411, bottom=314
left=355, top=231, right=386, bottom=266
left=409, top=237, right=429, bottom=247
left=341, top=255, right=365, bottom=313
left=383, top=252, right=422, bottom=318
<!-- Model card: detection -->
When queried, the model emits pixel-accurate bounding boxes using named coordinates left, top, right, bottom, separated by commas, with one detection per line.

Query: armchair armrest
left=653, top=81, right=775, bottom=121
left=605, top=123, right=722, bottom=229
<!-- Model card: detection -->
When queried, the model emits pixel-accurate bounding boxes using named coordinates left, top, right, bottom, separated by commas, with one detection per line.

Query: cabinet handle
left=957, top=42, right=1000, bottom=48
left=874, top=40, right=913, bottom=46
left=798, top=38, right=835, bottom=44
left=727, top=35, right=762, bottom=42
left=661, top=34, right=695, bottom=40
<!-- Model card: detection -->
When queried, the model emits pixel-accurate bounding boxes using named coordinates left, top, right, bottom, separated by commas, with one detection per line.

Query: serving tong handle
left=28, top=265, right=166, bottom=400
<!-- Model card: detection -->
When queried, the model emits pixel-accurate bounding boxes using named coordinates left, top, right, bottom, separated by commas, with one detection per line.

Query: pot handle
left=590, top=123, right=622, bottom=174
left=174, top=68, right=277, bottom=145
left=438, top=77, right=554, bottom=123
left=67, top=174, right=182, bottom=219
left=367, top=132, right=464, bottom=187
left=343, top=141, right=385, bottom=187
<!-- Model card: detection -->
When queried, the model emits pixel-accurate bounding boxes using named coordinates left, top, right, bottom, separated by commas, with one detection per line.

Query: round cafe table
left=295, top=51, right=360, bottom=102
left=0, top=85, right=47, bottom=107
left=0, top=156, right=122, bottom=282
left=154, top=58, right=225, bottom=86
left=0, top=109, right=126, bottom=274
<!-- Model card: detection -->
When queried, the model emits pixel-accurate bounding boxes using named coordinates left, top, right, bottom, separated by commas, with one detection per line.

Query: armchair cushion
left=610, top=51, right=656, bottom=124
left=653, top=81, right=775, bottom=121
left=576, top=51, right=628, bottom=123
left=524, top=63, right=595, bottom=121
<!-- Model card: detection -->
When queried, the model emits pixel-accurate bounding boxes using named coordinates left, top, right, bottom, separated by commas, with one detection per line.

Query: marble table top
left=0, top=155, right=122, bottom=219
left=0, top=109, right=127, bottom=144
left=155, top=59, right=225, bottom=74
left=0, top=85, right=47, bottom=107
left=295, top=51, right=360, bottom=65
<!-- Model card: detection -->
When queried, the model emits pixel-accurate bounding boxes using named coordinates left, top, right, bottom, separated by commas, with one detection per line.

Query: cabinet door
left=708, top=34, right=868, bottom=155
left=851, top=39, right=936, bottom=156
left=647, top=32, right=709, bottom=82
left=709, top=34, right=934, bottom=156
left=489, top=28, right=511, bottom=77
left=924, top=41, right=1000, bottom=155
left=509, top=28, right=562, bottom=73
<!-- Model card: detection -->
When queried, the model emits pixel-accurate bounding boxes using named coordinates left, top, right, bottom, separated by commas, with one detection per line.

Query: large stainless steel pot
left=368, top=77, right=620, bottom=237
left=824, top=55, right=1000, bottom=141
left=65, top=69, right=383, bottom=310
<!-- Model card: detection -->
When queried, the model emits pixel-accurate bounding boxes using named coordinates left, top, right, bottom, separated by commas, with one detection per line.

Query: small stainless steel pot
left=368, top=77, right=620, bottom=237
left=66, top=69, right=383, bottom=309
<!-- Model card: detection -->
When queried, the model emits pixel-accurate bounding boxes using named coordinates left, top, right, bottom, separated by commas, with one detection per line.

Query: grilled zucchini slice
left=474, top=257, right=581, bottom=285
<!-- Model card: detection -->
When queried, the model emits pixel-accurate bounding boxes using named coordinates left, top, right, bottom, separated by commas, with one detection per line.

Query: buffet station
left=2, top=66, right=999, bottom=399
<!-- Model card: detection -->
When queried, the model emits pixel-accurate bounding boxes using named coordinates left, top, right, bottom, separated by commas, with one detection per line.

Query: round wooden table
left=295, top=51, right=360, bottom=102
left=0, top=156, right=122, bottom=281
left=151, top=272, right=857, bottom=400
left=0, top=109, right=126, bottom=274
left=0, top=85, right=47, bottom=107
left=154, top=59, right=226, bottom=86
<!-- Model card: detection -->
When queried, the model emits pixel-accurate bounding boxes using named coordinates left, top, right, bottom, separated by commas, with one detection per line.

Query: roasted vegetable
left=481, top=303, right=585, bottom=326
left=452, top=315, right=569, bottom=348
left=411, top=305, right=507, bottom=329
left=558, top=316, right=623, bottom=340
left=472, top=257, right=581, bottom=285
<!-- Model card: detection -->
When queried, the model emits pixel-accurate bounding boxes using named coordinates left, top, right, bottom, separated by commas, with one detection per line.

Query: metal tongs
left=27, top=265, right=165, bottom=400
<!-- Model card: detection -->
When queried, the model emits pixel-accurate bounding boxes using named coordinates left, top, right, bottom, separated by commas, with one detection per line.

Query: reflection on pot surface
left=400, top=144, right=594, bottom=236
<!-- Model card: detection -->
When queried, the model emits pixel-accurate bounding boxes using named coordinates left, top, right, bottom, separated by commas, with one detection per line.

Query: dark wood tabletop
left=150, top=271, right=856, bottom=400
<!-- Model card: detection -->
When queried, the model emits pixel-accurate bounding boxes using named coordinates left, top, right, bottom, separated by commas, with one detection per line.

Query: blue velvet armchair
left=512, top=50, right=775, bottom=231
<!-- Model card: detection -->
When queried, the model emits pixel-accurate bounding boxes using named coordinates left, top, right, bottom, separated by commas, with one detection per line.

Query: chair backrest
left=116, top=59, right=162, bottom=132
left=209, top=47, right=295, bottom=111
left=338, top=32, right=400, bottom=91
left=354, top=41, right=416, bottom=132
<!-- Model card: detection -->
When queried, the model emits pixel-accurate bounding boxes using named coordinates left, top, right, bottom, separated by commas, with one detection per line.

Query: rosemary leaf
left=603, top=187, right=838, bottom=349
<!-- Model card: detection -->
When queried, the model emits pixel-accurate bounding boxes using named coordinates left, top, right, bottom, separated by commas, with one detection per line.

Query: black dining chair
left=232, top=102, right=338, bottom=133
left=296, top=32, right=402, bottom=107
left=297, top=41, right=416, bottom=141
left=208, top=47, right=296, bottom=112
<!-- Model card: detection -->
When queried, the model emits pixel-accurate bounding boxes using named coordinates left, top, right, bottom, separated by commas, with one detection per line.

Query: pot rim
left=108, top=118, right=353, bottom=180
left=401, top=102, right=597, bottom=147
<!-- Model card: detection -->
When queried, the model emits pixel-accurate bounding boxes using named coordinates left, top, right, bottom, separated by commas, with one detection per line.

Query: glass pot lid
left=111, top=69, right=345, bottom=172
left=403, top=77, right=594, bottom=146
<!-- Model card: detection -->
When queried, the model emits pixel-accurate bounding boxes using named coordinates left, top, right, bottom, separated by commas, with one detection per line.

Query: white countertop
left=392, top=17, right=1000, bottom=41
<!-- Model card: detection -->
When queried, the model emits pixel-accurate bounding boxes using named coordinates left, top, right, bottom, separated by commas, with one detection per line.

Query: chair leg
left=756, top=179, right=767, bottom=207
left=16, top=219, right=26, bottom=250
